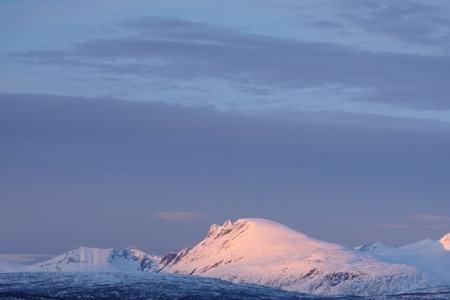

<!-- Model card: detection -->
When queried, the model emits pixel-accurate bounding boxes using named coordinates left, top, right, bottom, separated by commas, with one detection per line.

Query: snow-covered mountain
left=27, top=246, right=160, bottom=272
left=3, top=219, right=450, bottom=297
left=160, top=218, right=432, bottom=296
left=358, top=233, right=450, bottom=284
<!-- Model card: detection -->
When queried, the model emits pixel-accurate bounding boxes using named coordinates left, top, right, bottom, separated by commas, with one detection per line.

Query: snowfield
left=27, top=246, right=160, bottom=272
left=2, top=218, right=450, bottom=297
left=357, top=233, right=450, bottom=285
left=161, top=218, right=434, bottom=296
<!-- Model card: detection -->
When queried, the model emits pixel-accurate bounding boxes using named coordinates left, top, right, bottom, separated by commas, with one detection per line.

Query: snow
left=439, top=233, right=450, bottom=250
left=358, top=234, right=450, bottom=285
left=2, top=219, right=450, bottom=297
left=161, top=218, right=431, bottom=296
left=26, top=246, right=160, bottom=272
left=355, top=241, right=391, bottom=254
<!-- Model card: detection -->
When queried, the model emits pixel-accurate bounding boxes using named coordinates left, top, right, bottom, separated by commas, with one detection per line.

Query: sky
left=1, top=0, right=450, bottom=258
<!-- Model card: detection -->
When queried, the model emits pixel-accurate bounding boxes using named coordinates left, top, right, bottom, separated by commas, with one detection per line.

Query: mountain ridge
left=160, top=218, right=432, bottom=296
left=27, top=246, right=160, bottom=272
left=2, top=218, right=450, bottom=296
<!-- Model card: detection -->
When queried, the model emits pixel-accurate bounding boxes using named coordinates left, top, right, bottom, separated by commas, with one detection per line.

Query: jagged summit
left=355, top=241, right=389, bottom=255
left=439, top=233, right=450, bottom=250
left=3, top=218, right=450, bottom=296
left=205, top=218, right=337, bottom=251
left=207, top=219, right=233, bottom=237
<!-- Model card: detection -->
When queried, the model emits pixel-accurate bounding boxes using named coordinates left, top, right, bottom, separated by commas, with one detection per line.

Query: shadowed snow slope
left=161, top=218, right=432, bottom=296
left=358, top=233, right=450, bottom=285
left=27, top=247, right=160, bottom=272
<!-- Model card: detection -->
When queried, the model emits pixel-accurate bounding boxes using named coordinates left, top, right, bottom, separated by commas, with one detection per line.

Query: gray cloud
left=10, top=16, right=450, bottom=110
left=1, top=93, right=450, bottom=251
left=338, top=0, right=450, bottom=49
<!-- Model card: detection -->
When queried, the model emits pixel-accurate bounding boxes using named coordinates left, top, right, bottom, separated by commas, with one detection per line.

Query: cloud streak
left=337, top=0, right=450, bottom=50
left=378, top=224, right=449, bottom=230
left=410, top=214, right=450, bottom=223
left=379, top=213, right=450, bottom=231
left=0, top=253, right=53, bottom=264
left=153, top=211, right=206, bottom=221
left=10, top=16, right=450, bottom=110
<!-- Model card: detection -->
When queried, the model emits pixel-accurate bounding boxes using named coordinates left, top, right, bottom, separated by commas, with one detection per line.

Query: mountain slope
left=161, top=218, right=431, bottom=296
left=28, top=247, right=160, bottom=272
left=358, top=233, right=450, bottom=284
left=440, top=233, right=450, bottom=250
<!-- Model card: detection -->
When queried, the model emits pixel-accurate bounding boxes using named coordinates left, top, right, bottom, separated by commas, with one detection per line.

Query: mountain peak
left=28, top=246, right=160, bottom=272
left=356, top=241, right=388, bottom=254
left=162, top=218, right=425, bottom=296
left=203, top=218, right=322, bottom=249
left=207, top=219, right=234, bottom=237
left=439, top=233, right=450, bottom=250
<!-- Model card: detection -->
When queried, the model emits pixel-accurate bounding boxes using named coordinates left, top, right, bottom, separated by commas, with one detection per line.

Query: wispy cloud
left=338, top=0, right=450, bottom=50
left=378, top=224, right=413, bottom=229
left=378, top=224, right=448, bottom=230
left=0, top=253, right=53, bottom=264
left=153, top=211, right=206, bottom=221
left=410, top=214, right=450, bottom=223
left=10, top=16, right=450, bottom=110
left=379, top=213, right=450, bottom=230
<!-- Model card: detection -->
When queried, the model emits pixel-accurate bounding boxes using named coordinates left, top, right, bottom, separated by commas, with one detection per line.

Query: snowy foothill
left=26, top=246, right=160, bottom=273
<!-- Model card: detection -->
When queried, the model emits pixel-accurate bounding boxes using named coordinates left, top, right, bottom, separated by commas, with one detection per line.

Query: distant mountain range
left=2, top=218, right=450, bottom=297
